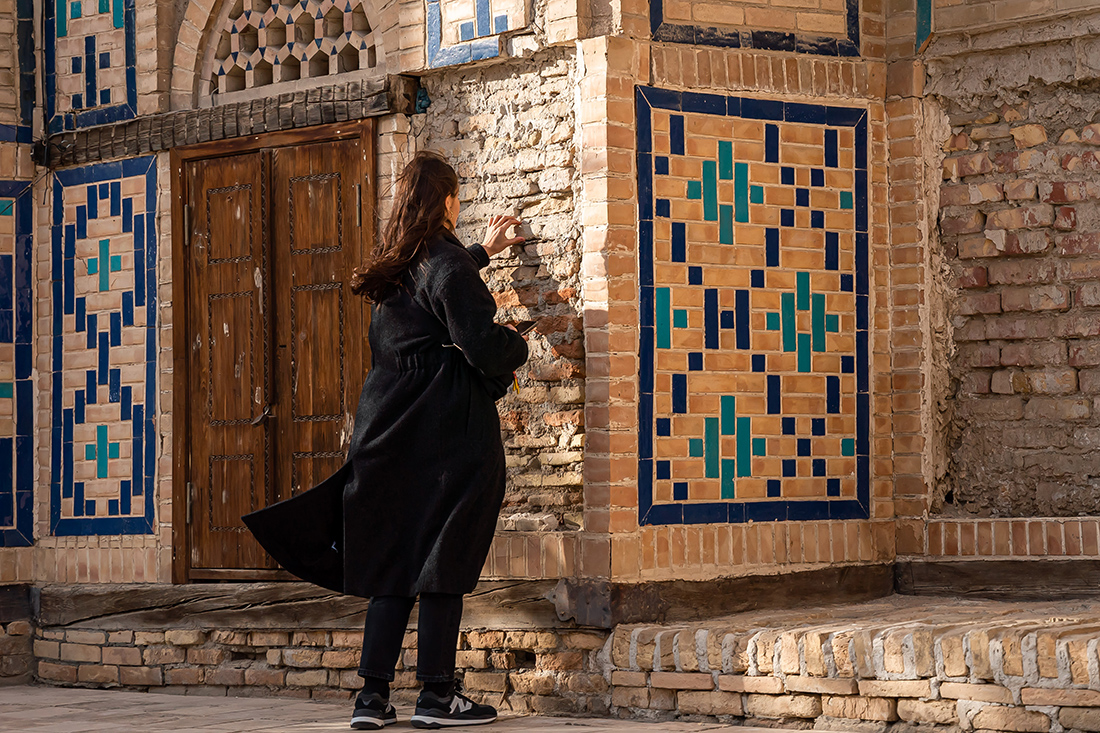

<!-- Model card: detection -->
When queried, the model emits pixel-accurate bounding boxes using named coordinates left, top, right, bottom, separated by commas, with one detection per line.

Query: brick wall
left=412, top=48, right=586, bottom=529
left=926, top=17, right=1100, bottom=521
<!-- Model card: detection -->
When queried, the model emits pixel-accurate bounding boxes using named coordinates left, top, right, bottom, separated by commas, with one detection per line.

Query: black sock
left=423, top=679, right=454, bottom=698
left=360, top=676, right=390, bottom=699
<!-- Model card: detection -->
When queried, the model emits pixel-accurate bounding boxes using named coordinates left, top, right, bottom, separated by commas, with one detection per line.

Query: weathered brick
left=745, top=694, right=822, bottom=719
left=986, top=204, right=1053, bottom=230
left=1040, top=181, right=1100, bottom=203
left=208, top=630, right=248, bottom=646
left=1004, top=230, right=1050, bottom=254
left=1021, top=688, right=1100, bottom=706
left=119, top=666, right=163, bottom=687
left=102, top=646, right=143, bottom=666
left=134, top=632, right=165, bottom=646
left=988, top=260, right=1056, bottom=285
left=1027, top=368, right=1078, bottom=394
left=205, top=666, right=246, bottom=686
left=942, top=209, right=986, bottom=234
left=249, top=631, right=289, bottom=647
left=856, top=679, right=930, bottom=698
left=37, top=661, right=78, bottom=683
left=559, top=631, right=606, bottom=650
left=5, top=621, right=31, bottom=637
left=957, top=266, right=988, bottom=288
left=958, top=234, right=1000, bottom=258
left=282, top=649, right=323, bottom=668
left=821, top=695, right=898, bottom=721
left=897, top=699, right=957, bottom=724
left=784, top=676, right=858, bottom=695
left=719, top=675, right=785, bottom=694
left=291, top=631, right=329, bottom=647
left=954, top=153, right=994, bottom=177
left=33, top=640, right=60, bottom=659
left=1011, top=124, right=1047, bottom=148
left=1058, top=232, right=1100, bottom=256
left=511, top=671, right=556, bottom=695
left=1055, top=206, right=1077, bottom=230
left=611, top=686, right=649, bottom=708
left=564, top=672, right=608, bottom=694
left=164, top=630, right=205, bottom=647
left=143, top=646, right=186, bottom=665
left=1001, top=285, right=1069, bottom=312
left=1001, top=342, right=1066, bottom=366
left=164, top=667, right=204, bottom=685
left=186, top=647, right=230, bottom=666
left=958, top=292, right=1001, bottom=315
left=60, top=643, right=101, bottom=663
left=1024, top=396, right=1091, bottom=420
left=244, top=666, right=287, bottom=687
left=678, top=690, right=743, bottom=716
left=65, top=630, right=106, bottom=645
left=1061, top=707, right=1100, bottom=732
left=1070, top=340, right=1100, bottom=366
left=321, top=650, right=359, bottom=669
left=285, top=669, right=328, bottom=687
left=611, top=670, right=647, bottom=687
left=537, top=651, right=583, bottom=671
left=78, top=664, right=119, bottom=685
left=649, top=671, right=713, bottom=690
left=1005, top=179, right=1037, bottom=200
left=972, top=706, right=1050, bottom=733
left=464, top=671, right=508, bottom=692
left=938, top=684, right=1006, bottom=705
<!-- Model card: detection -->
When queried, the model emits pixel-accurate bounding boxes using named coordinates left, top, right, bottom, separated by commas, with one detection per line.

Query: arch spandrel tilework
left=636, top=87, right=870, bottom=526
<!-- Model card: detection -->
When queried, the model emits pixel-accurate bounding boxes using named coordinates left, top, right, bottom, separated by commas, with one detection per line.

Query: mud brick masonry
left=5, top=0, right=1100, bottom=728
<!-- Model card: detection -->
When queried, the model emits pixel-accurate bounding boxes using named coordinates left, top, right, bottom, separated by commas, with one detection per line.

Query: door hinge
left=355, top=184, right=362, bottom=227
left=186, top=481, right=193, bottom=525
left=182, top=203, right=191, bottom=246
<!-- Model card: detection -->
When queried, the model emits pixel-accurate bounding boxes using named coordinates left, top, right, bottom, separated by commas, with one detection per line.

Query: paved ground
left=0, top=686, right=794, bottom=732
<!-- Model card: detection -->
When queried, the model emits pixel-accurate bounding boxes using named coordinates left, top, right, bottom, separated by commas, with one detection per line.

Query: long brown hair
left=351, top=151, right=459, bottom=301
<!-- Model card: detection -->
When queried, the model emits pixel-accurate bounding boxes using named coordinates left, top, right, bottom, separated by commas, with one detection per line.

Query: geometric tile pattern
left=426, top=0, right=527, bottom=67
left=636, top=87, right=869, bottom=526
left=0, top=0, right=35, bottom=143
left=0, top=180, right=33, bottom=547
left=206, top=0, right=383, bottom=98
left=50, top=157, right=156, bottom=535
left=650, top=0, right=860, bottom=57
left=46, top=0, right=137, bottom=132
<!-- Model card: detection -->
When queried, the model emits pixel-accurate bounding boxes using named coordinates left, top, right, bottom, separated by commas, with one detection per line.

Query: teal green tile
left=112, top=0, right=123, bottom=28
left=781, top=293, right=796, bottom=352
left=826, top=313, right=839, bottom=332
left=718, top=140, right=733, bottom=180
left=734, top=162, right=749, bottom=223
left=0, top=199, right=13, bottom=216
left=85, top=444, right=95, bottom=460
left=840, top=191, right=853, bottom=209
left=798, top=332, right=811, bottom=373
left=766, top=312, right=780, bottom=331
left=750, top=185, right=763, bottom=204
left=797, top=271, right=810, bottom=311
left=721, top=395, right=736, bottom=435
left=57, top=0, right=68, bottom=36
left=703, top=160, right=718, bottom=222
left=721, top=459, right=736, bottom=499
left=689, top=438, right=703, bottom=457
left=705, top=417, right=719, bottom=478
left=736, top=417, right=751, bottom=477
left=97, top=425, right=108, bottom=478
left=87, top=259, right=98, bottom=275
left=99, top=0, right=108, bottom=11
left=71, top=1, right=81, bottom=18
left=719, top=205, right=733, bottom=244
left=108, top=442, right=120, bottom=459
left=110, top=255, right=122, bottom=272
left=752, top=438, right=766, bottom=457
left=0, top=383, right=11, bottom=398
left=673, top=309, right=688, bottom=329
left=812, top=292, right=825, bottom=352
left=687, top=180, right=702, bottom=199
left=656, top=287, right=671, bottom=349
left=842, top=438, right=855, bottom=456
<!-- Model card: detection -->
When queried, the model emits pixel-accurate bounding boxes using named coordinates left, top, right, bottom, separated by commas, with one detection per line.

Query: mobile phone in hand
left=513, top=320, right=537, bottom=335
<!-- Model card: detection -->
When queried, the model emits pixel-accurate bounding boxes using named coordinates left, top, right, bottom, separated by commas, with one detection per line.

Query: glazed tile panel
left=46, top=0, right=136, bottom=131
left=426, top=0, right=527, bottom=67
left=0, top=182, right=33, bottom=547
left=636, top=87, right=869, bottom=526
left=50, top=158, right=157, bottom=535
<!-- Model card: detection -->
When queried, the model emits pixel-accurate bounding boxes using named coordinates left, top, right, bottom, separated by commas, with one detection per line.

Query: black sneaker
left=410, top=688, right=497, bottom=728
left=351, top=691, right=397, bottom=730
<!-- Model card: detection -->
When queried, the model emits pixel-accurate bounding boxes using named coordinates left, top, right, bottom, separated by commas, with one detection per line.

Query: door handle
left=250, top=405, right=272, bottom=426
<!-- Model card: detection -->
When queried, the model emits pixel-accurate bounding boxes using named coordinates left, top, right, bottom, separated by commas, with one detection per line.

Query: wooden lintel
left=895, top=559, right=1100, bottom=599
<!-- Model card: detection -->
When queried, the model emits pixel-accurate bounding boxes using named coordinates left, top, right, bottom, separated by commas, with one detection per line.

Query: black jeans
left=358, top=593, right=463, bottom=683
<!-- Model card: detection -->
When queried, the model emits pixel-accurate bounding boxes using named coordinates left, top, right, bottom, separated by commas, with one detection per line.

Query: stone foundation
left=0, top=620, right=33, bottom=686
left=28, top=592, right=1100, bottom=731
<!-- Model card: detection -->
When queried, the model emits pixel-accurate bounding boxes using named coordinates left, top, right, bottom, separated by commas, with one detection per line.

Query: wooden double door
left=175, top=124, right=373, bottom=579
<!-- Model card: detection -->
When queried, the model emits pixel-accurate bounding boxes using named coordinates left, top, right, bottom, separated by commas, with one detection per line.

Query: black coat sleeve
left=427, top=254, right=528, bottom=378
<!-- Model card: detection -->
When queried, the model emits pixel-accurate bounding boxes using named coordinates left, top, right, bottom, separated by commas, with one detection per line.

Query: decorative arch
left=171, top=0, right=401, bottom=111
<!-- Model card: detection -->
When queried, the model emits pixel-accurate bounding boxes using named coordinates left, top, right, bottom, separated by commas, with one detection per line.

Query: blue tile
left=841, top=355, right=854, bottom=373
left=781, top=167, right=794, bottom=185
left=825, top=231, right=839, bottom=270
left=720, top=310, right=734, bottom=329
left=670, top=115, right=684, bottom=155
left=475, top=0, right=490, bottom=36
left=766, top=228, right=779, bottom=266
left=655, top=156, right=668, bottom=175
left=741, top=98, right=783, bottom=120
left=655, top=199, right=669, bottom=217
left=459, top=21, right=474, bottom=41
left=735, top=289, right=749, bottom=350
left=783, top=417, right=795, bottom=435
left=812, top=418, right=825, bottom=435
left=99, top=52, right=110, bottom=68
left=764, top=124, right=779, bottom=163
left=683, top=502, right=727, bottom=523
left=751, top=269, right=764, bottom=288
left=688, top=352, right=703, bottom=371
left=752, top=354, right=765, bottom=372
left=657, top=460, right=671, bottom=480
left=827, top=375, right=840, bottom=413
left=798, top=438, right=811, bottom=456
left=682, top=91, right=725, bottom=115
left=841, top=273, right=853, bottom=292
left=71, top=57, right=82, bottom=73
left=781, top=209, right=794, bottom=227
left=825, top=128, right=838, bottom=167
left=811, top=210, right=824, bottom=228
left=673, top=482, right=688, bottom=500
left=767, top=480, right=781, bottom=498
left=796, top=188, right=809, bottom=207
left=747, top=501, right=787, bottom=522
left=671, top=222, right=685, bottom=263
left=656, top=417, right=671, bottom=436
left=493, top=14, right=508, bottom=33
left=640, top=86, right=681, bottom=111
left=767, top=374, right=781, bottom=414
left=704, top=288, right=718, bottom=349
left=672, top=373, right=687, bottom=413
left=812, top=168, right=824, bottom=187
left=688, top=266, right=702, bottom=285
left=827, top=478, right=841, bottom=497
left=785, top=102, right=826, bottom=124
left=813, top=459, right=826, bottom=476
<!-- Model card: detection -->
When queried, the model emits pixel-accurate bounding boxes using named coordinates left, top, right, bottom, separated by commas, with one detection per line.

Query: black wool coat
left=244, top=231, right=529, bottom=597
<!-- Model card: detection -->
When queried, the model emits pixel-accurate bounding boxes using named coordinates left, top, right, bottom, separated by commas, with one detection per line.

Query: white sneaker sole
left=410, top=713, right=497, bottom=728
left=350, top=714, right=397, bottom=729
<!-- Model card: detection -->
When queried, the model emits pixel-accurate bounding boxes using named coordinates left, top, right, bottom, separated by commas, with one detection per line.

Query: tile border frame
left=49, top=156, right=157, bottom=536
left=635, top=85, right=870, bottom=527
left=0, top=180, right=34, bottom=548
left=649, top=0, right=861, bottom=57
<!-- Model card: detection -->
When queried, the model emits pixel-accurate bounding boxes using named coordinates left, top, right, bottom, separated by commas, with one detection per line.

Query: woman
left=244, top=151, right=530, bottom=730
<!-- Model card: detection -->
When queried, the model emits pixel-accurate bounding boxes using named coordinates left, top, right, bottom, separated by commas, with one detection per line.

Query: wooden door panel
left=186, top=153, right=273, bottom=571
left=272, top=139, right=365, bottom=502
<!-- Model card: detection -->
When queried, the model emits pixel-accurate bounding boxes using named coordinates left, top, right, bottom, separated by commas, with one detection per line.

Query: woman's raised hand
left=482, top=215, right=525, bottom=256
